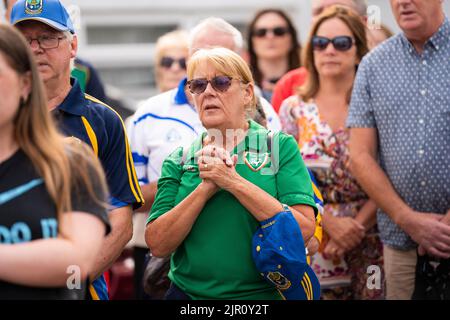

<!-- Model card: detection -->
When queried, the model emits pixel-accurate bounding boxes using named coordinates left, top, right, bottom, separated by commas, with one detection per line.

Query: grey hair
left=351, top=0, right=368, bottom=16
left=188, top=17, right=243, bottom=53
left=63, top=30, right=74, bottom=41
left=64, top=30, right=75, bottom=71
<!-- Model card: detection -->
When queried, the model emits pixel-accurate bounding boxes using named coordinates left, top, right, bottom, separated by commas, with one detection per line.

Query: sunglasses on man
left=160, top=56, right=187, bottom=70
left=312, top=36, right=355, bottom=52
left=187, top=76, right=244, bottom=94
left=252, top=26, right=290, bottom=38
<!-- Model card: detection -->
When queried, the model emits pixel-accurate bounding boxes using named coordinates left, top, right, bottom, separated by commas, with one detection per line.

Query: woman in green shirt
left=146, top=47, right=317, bottom=300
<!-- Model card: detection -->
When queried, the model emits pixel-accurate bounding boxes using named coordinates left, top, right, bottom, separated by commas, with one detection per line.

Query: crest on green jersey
left=244, top=151, right=269, bottom=172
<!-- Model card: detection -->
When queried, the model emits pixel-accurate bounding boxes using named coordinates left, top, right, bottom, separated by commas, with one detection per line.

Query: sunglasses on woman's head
left=252, top=26, right=290, bottom=38
left=187, top=76, right=239, bottom=94
left=312, top=36, right=355, bottom=51
left=160, top=56, right=187, bottom=69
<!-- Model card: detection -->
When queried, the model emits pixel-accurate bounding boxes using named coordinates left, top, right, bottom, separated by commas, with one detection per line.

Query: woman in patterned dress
left=279, top=5, right=384, bottom=300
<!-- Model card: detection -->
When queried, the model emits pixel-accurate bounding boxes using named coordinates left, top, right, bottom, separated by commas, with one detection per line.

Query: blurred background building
left=2, top=0, right=450, bottom=118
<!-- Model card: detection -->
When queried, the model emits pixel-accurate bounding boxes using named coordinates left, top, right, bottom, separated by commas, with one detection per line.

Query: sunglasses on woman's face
left=312, top=36, right=355, bottom=52
left=160, top=56, right=187, bottom=69
left=252, top=26, right=290, bottom=38
left=187, top=76, right=239, bottom=94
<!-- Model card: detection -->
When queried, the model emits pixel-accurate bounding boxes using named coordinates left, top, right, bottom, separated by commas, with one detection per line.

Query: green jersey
left=148, top=120, right=317, bottom=299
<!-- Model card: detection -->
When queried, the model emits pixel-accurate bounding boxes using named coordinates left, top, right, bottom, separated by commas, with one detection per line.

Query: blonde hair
left=0, top=24, right=107, bottom=217
left=187, top=47, right=257, bottom=112
left=300, top=5, right=368, bottom=103
left=154, top=29, right=189, bottom=64
left=154, top=29, right=189, bottom=90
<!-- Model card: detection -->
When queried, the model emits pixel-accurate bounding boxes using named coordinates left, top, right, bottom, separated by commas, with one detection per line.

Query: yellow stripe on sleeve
left=84, top=94, right=144, bottom=204
left=81, top=116, right=98, bottom=156
left=314, top=212, right=323, bottom=244
left=312, top=182, right=323, bottom=202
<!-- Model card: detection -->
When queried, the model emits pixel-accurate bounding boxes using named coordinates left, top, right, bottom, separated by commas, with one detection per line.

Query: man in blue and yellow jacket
left=11, top=0, right=144, bottom=299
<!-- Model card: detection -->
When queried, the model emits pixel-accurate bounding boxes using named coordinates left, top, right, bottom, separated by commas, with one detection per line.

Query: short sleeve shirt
left=52, top=79, right=144, bottom=300
left=0, top=149, right=110, bottom=299
left=148, top=120, right=317, bottom=299
left=53, top=79, right=144, bottom=210
left=347, top=18, right=450, bottom=249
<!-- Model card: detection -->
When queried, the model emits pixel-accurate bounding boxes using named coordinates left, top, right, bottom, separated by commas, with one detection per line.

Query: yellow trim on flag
left=312, top=182, right=323, bottom=202
left=304, top=272, right=313, bottom=300
left=301, top=279, right=311, bottom=300
left=314, top=213, right=323, bottom=244
left=89, top=284, right=100, bottom=300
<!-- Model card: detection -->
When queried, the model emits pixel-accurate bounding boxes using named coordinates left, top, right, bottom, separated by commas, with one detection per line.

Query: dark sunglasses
left=252, top=26, right=290, bottom=38
left=160, top=56, right=187, bottom=69
left=187, top=76, right=239, bottom=94
left=312, top=36, right=355, bottom=51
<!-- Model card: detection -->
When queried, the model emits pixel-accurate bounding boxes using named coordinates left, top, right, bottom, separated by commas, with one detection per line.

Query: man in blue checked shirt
left=348, top=0, right=450, bottom=300
left=11, top=0, right=144, bottom=299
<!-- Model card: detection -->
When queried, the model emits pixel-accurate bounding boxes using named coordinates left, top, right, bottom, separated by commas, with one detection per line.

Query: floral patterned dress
left=280, top=95, right=384, bottom=300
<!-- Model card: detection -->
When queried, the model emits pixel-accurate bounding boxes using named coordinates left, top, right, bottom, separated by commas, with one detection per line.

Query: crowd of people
left=0, top=0, right=449, bottom=301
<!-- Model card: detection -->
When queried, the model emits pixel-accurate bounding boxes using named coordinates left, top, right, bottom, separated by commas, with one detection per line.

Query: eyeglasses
left=160, top=56, right=187, bottom=70
left=187, top=76, right=240, bottom=94
left=25, top=35, right=67, bottom=49
left=252, top=26, right=290, bottom=38
left=312, top=36, right=355, bottom=52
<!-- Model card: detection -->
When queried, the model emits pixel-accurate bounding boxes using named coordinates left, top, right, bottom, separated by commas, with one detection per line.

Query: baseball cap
left=11, top=0, right=75, bottom=34
left=252, top=207, right=321, bottom=300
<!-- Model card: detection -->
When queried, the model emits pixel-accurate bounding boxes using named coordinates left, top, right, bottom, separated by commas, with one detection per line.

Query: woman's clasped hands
left=196, top=138, right=240, bottom=192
